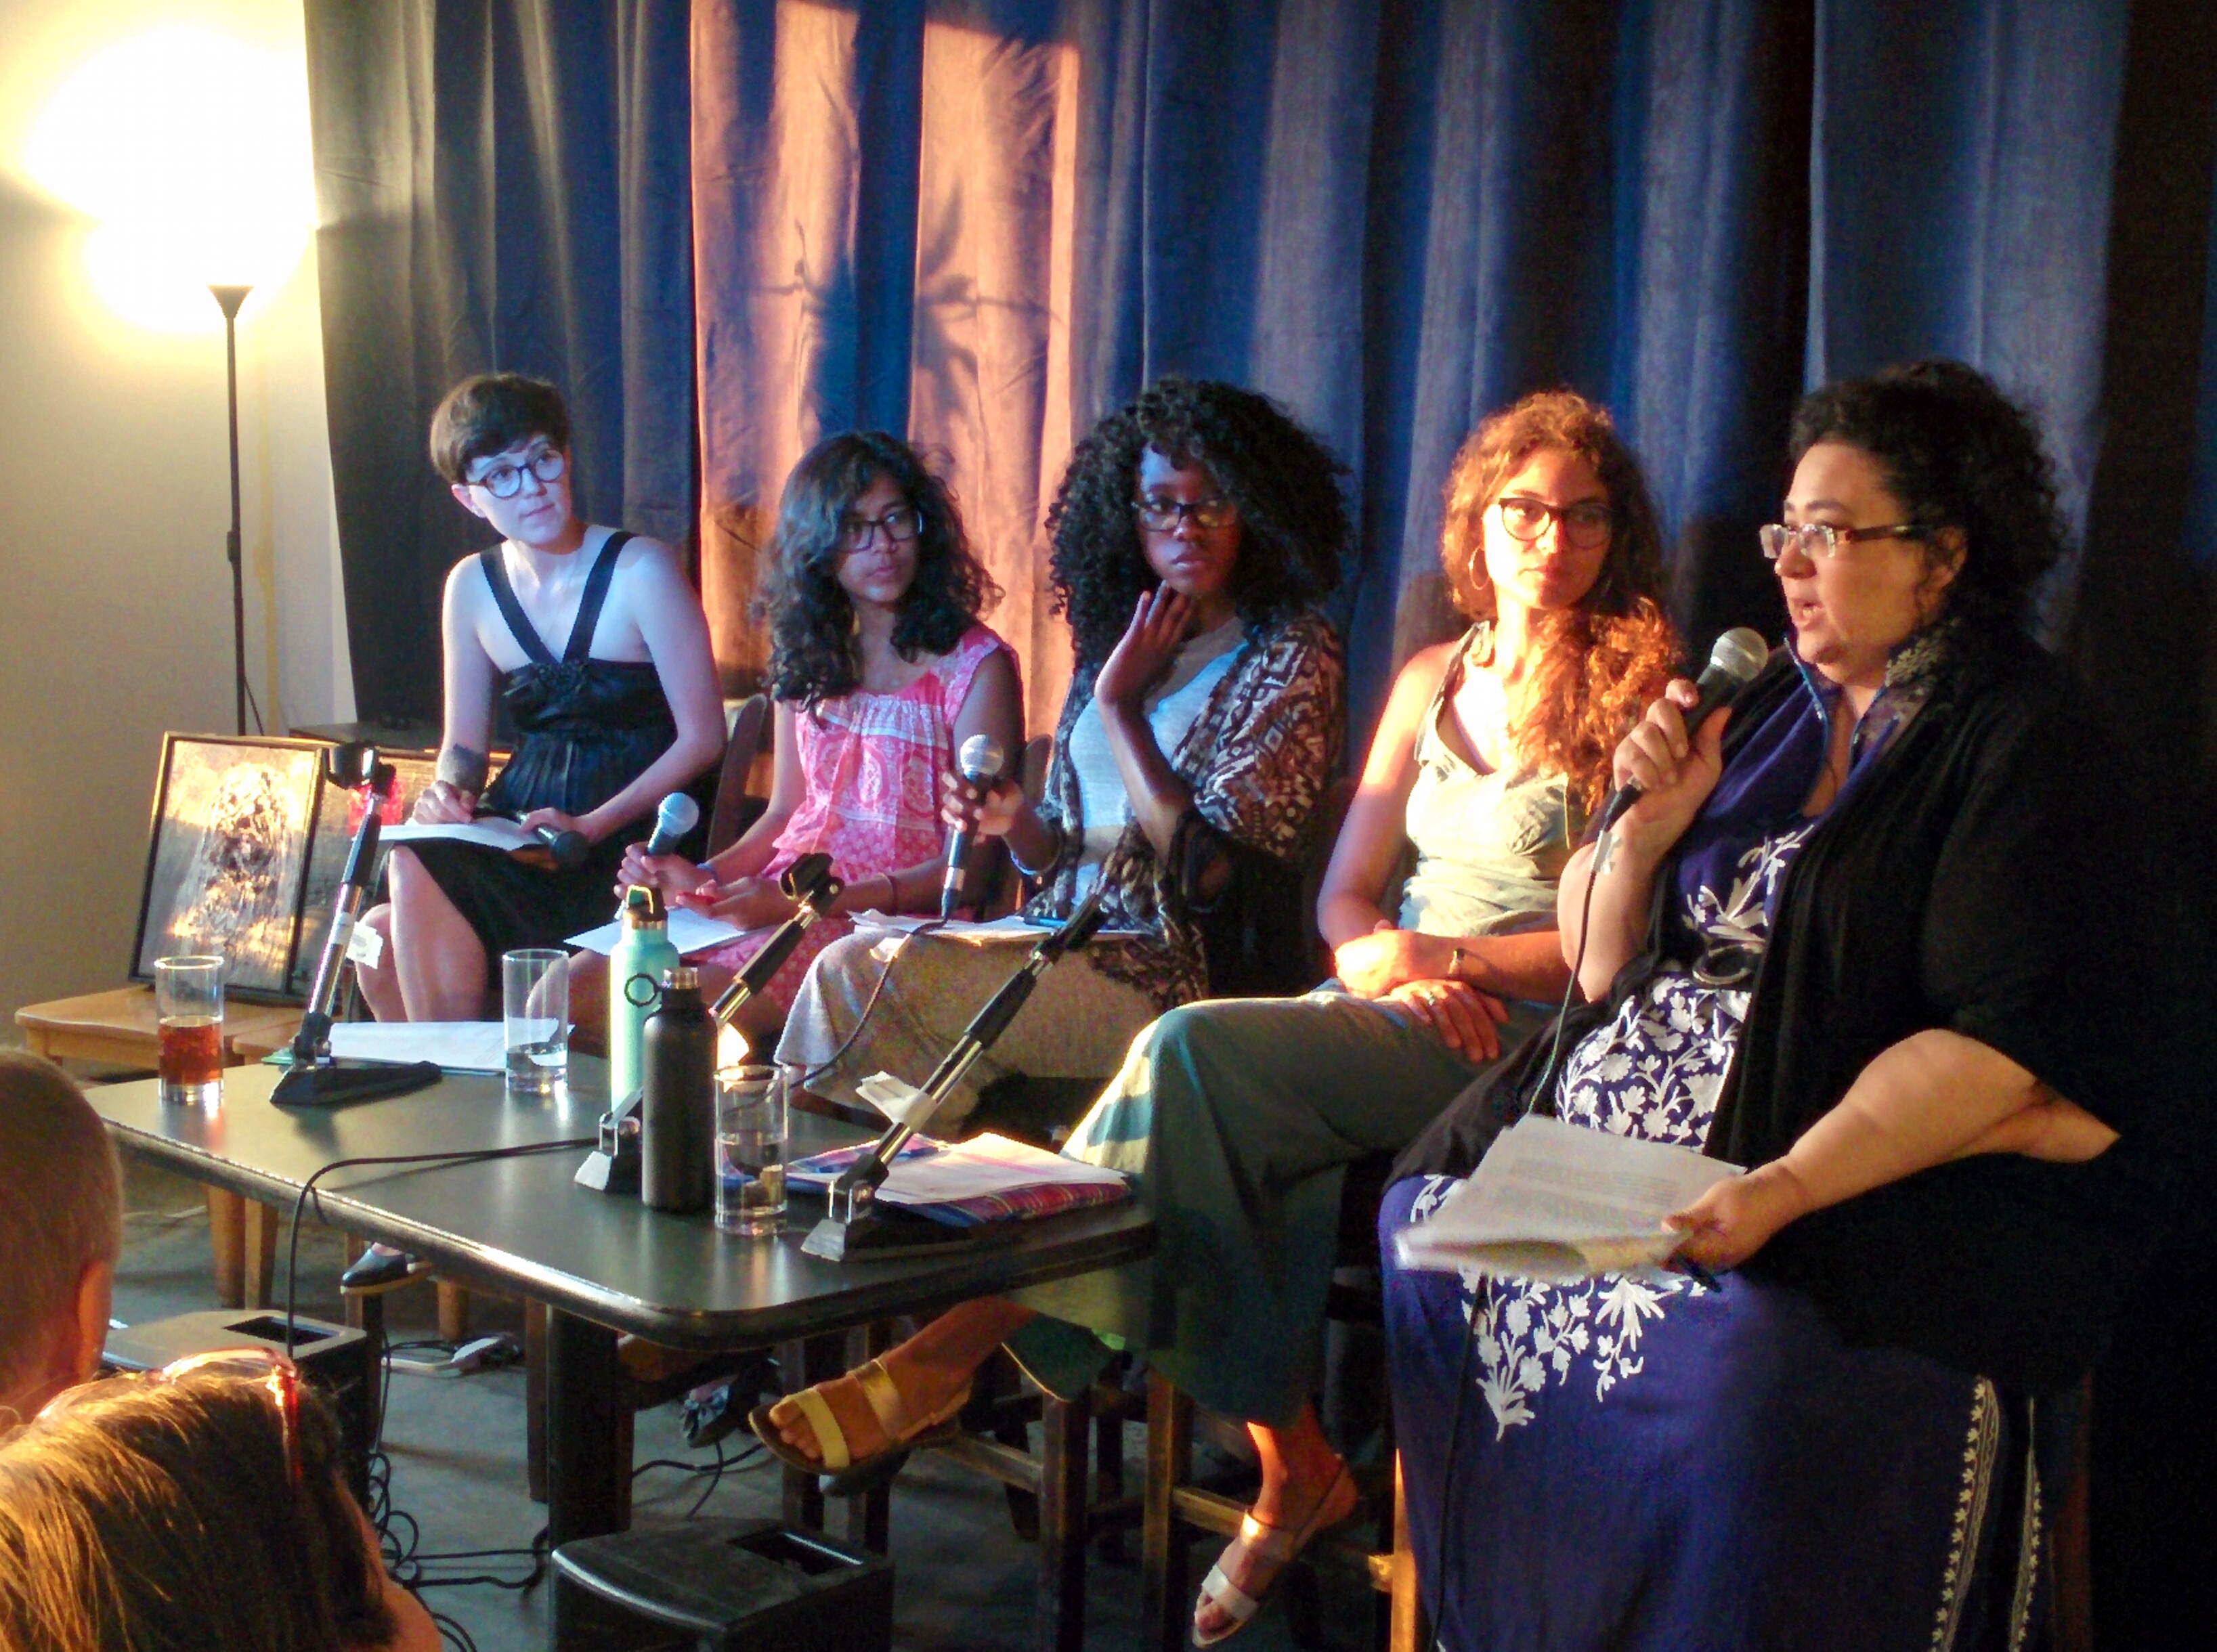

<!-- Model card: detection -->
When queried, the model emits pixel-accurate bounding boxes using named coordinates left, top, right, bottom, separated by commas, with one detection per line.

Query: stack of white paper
left=565, top=908, right=743, bottom=955
left=788, top=1131, right=1125, bottom=1207
left=276, top=1022, right=515, bottom=1074
left=1392, top=1113, right=1742, bottom=1281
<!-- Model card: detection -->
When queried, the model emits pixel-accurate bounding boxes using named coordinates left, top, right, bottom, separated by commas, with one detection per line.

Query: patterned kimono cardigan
left=1025, top=610, right=1345, bottom=1009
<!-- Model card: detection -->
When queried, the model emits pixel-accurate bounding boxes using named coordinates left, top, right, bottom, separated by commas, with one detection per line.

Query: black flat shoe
left=340, top=1245, right=427, bottom=1291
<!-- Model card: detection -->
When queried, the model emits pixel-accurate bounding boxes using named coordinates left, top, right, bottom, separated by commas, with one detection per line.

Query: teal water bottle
left=609, top=885, right=681, bottom=1102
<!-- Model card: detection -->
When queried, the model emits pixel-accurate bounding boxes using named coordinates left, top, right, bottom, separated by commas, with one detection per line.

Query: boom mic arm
left=802, top=885, right=1109, bottom=1261
left=706, top=853, right=844, bottom=1028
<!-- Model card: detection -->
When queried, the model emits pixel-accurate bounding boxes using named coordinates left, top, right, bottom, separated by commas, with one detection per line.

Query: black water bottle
left=640, top=966, right=714, bottom=1213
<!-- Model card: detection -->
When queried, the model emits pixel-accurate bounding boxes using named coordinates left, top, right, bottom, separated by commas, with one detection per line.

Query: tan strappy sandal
left=748, top=1357, right=971, bottom=1492
left=1192, top=1462, right=1357, bottom=1647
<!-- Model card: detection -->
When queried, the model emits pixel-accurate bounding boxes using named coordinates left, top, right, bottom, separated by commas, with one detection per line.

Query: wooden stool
left=18, top=986, right=301, bottom=1309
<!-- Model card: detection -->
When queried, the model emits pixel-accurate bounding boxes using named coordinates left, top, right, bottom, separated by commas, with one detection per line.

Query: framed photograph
left=131, top=735, right=328, bottom=1001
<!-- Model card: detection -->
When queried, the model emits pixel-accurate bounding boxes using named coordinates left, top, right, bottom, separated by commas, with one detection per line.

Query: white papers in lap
left=381, top=819, right=538, bottom=852
left=564, top=908, right=743, bottom=956
left=1392, top=1112, right=1742, bottom=1282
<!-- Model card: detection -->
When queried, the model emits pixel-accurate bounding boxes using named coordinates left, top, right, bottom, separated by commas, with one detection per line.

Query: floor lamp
left=209, top=282, right=254, bottom=735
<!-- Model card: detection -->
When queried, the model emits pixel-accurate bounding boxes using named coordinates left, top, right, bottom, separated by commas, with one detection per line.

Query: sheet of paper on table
left=565, top=907, right=743, bottom=956
left=851, top=912, right=1147, bottom=942
left=788, top=1130, right=1125, bottom=1207
left=262, top=1021, right=514, bottom=1074
left=381, top=818, right=538, bottom=852
left=1392, top=1112, right=1742, bottom=1282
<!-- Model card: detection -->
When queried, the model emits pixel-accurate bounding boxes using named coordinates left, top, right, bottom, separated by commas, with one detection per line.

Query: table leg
left=777, top=1332, right=891, bottom=1550
left=1037, top=1387, right=1091, bottom=1652
left=207, top=1187, right=245, bottom=1309
left=243, top=1200, right=278, bottom=1309
left=777, top=1336, right=827, bottom=1531
left=545, top=1309, right=624, bottom=1545
left=524, top=1299, right=548, bottom=1504
left=844, top=1324, right=892, bottom=1554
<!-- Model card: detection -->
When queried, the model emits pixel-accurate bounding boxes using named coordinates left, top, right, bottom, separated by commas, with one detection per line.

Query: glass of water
left=502, top=949, right=568, bottom=1094
left=716, top=1064, right=788, bottom=1236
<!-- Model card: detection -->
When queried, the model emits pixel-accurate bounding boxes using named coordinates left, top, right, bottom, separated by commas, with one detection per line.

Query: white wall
left=0, top=0, right=351, bottom=1024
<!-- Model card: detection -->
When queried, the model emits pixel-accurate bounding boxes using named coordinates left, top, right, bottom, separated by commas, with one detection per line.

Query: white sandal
left=1192, top=1462, right=1356, bottom=1647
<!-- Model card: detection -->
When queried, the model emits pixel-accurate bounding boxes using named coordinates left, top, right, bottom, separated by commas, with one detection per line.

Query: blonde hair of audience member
left=0, top=1370, right=439, bottom=1652
left=0, top=1053, right=120, bottom=1429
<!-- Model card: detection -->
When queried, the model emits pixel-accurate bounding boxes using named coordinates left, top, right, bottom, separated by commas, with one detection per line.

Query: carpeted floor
left=107, top=1148, right=1382, bottom=1652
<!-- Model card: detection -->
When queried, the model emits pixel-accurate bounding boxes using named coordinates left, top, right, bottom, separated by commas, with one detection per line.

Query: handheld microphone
left=1595, top=627, right=1770, bottom=832
left=939, top=734, right=1007, bottom=918
left=531, top=825, right=590, bottom=871
left=643, top=792, right=700, bottom=857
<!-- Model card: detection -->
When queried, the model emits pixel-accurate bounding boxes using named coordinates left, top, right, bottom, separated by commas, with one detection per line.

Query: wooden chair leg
left=243, top=1200, right=279, bottom=1309
left=1038, top=1388, right=1090, bottom=1652
left=1142, top=1369, right=1196, bottom=1652
left=435, top=1282, right=471, bottom=1343
left=207, top=1186, right=246, bottom=1308
left=1095, top=1385, right=1127, bottom=1561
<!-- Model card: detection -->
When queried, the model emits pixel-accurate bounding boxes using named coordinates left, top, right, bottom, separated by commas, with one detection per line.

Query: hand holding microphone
left=1596, top=628, right=1769, bottom=838
left=616, top=793, right=707, bottom=903
left=940, top=735, right=1008, bottom=917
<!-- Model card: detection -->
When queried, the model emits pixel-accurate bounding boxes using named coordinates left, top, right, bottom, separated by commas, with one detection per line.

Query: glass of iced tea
left=153, top=955, right=224, bottom=1108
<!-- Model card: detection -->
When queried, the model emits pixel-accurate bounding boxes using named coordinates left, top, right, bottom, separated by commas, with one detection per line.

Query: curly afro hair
left=1438, top=389, right=1679, bottom=810
left=1788, top=361, right=2068, bottom=641
left=1045, top=377, right=1348, bottom=665
left=759, top=431, right=1000, bottom=705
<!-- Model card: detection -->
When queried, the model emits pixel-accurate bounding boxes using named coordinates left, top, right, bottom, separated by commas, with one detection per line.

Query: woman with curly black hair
left=578, top=430, right=1021, bottom=1049
left=773, top=376, right=1349, bottom=1117
left=1380, top=361, right=2191, bottom=1649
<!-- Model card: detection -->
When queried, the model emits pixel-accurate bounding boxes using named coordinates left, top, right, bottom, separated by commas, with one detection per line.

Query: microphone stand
left=576, top=854, right=844, bottom=1194
left=801, top=886, right=1109, bottom=1262
left=272, top=746, right=442, bottom=1108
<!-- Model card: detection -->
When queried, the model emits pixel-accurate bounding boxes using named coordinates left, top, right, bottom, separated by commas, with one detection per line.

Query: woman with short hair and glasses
left=354, top=373, right=725, bottom=1034
left=770, top=376, right=1349, bottom=1125
left=758, top=389, right=1678, bottom=1645
left=0, top=1357, right=442, bottom=1652
left=1379, top=361, right=2192, bottom=1649
left=582, top=429, right=1022, bottom=1051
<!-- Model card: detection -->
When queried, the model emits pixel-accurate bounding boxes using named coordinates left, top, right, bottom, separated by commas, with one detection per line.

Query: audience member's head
left=0, top=1364, right=439, bottom=1651
left=0, top=1053, right=121, bottom=1428
left=427, top=372, right=572, bottom=485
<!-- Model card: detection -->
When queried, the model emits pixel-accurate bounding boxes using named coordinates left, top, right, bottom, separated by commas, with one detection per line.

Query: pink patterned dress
left=686, top=623, right=1014, bottom=1011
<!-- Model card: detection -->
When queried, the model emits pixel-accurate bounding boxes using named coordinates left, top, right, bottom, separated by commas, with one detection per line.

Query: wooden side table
left=16, top=986, right=302, bottom=1309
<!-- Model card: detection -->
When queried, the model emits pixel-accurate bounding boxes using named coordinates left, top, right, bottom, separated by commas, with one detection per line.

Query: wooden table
left=86, top=1060, right=1155, bottom=1632
left=18, top=986, right=302, bottom=1307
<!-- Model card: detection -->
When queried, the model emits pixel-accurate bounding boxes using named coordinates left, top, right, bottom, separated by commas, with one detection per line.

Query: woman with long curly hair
left=577, top=429, right=1022, bottom=1050
left=756, top=389, right=1676, bottom=1646
left=771, top=376, right=1348, bottom=1119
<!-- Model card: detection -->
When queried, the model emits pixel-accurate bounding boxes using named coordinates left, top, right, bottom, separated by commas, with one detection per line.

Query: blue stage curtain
left=305, top=0, right=694, bottom=724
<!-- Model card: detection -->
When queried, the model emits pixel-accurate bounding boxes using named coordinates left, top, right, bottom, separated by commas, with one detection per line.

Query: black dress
left=406, top=530, right=711, bottom=978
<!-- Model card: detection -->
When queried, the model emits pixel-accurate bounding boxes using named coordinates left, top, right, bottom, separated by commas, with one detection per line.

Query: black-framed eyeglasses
left=1758, top=521, right=1929, bottom=562
left=467, top=448, right=567, bottom=500
left=838, top=506, right=924, bottom=552
left=1497, top=495, right=1614, bottom=549
left=1133, top=495, right=1238, bottom=533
